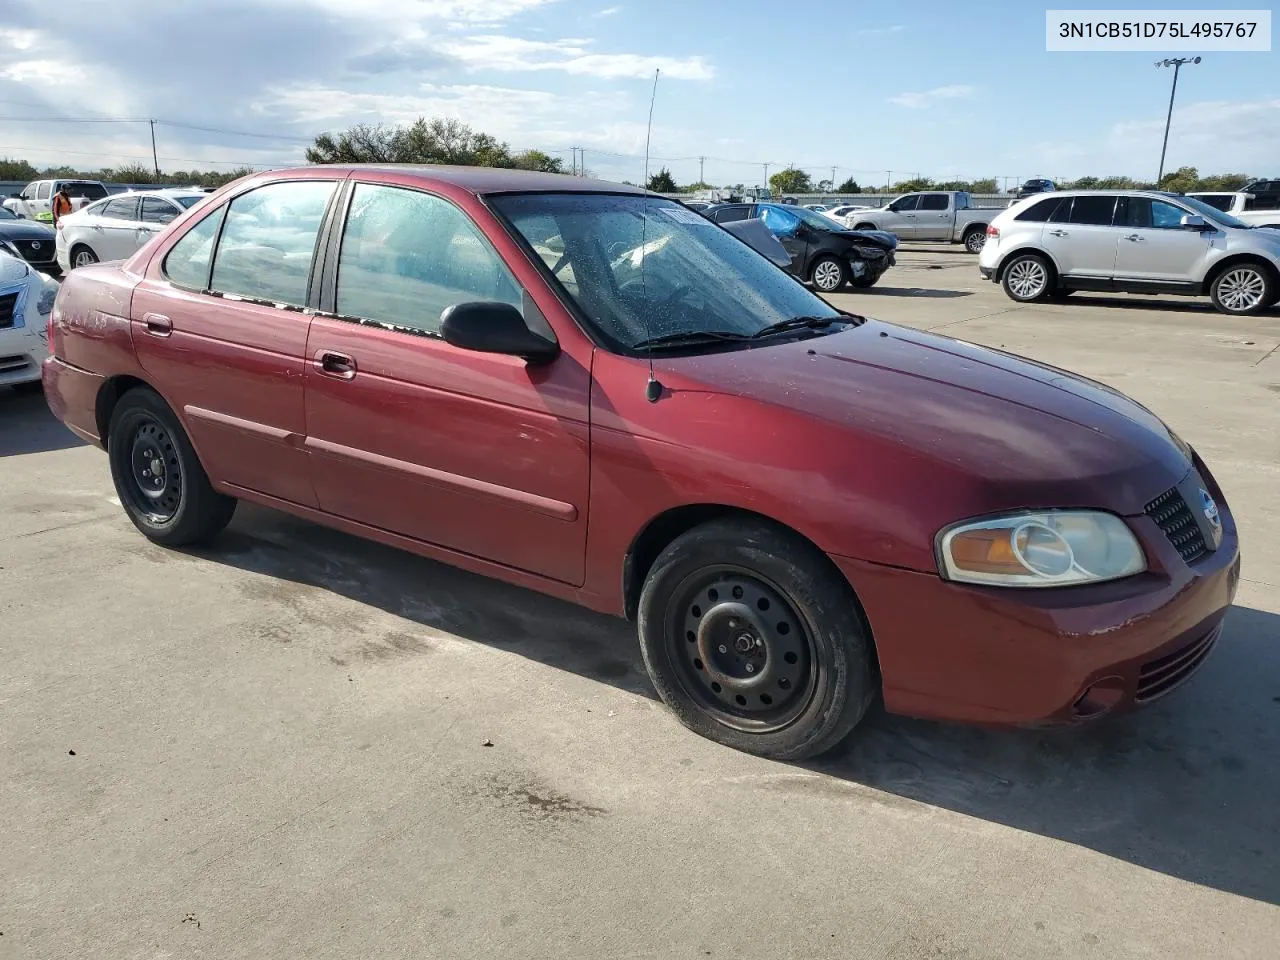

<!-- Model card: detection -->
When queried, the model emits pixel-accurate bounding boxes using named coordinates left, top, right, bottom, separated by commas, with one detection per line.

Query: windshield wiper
left=632, top=329, right=753, bottom=350
left=750, top=315, right=839, bottom=339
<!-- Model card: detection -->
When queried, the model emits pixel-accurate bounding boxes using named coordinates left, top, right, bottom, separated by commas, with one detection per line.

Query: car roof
left=260, top=164, right=648, bottom=197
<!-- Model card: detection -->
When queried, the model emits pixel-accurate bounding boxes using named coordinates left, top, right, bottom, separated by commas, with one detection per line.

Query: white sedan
left=0, top=250, right=57, bottom=390
left=56, top=189, right=208, bottom=271
left=822, top=204, right=874, bottom=227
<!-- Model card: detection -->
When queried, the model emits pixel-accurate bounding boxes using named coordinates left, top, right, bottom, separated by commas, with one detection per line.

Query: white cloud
left=275, top=0, right=555, bottom=24
left=593, top=5, right=621, bottom=16
left=857, top=24, right=904, bottom=36
left=889, top=84, right=975, bottom=109
left=438, top=34, right=713, bottom=79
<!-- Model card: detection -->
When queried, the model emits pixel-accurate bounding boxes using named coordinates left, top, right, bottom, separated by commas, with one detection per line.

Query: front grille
left=1136, top=627, right=1219, bottom=701
left=12, top=238, right=55, bottom=263
left=0, top=292, right=17, bottom=329
left=1144, top=486, right=1207, bottom=564
left=0, top=353, right=34, bottom=374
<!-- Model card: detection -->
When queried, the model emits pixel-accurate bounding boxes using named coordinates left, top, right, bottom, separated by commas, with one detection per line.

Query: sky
left=0, top=0, right=1276, bottom=189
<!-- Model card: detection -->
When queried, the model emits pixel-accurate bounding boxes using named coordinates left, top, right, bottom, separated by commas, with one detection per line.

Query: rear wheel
left=70, top=244, right=98, bottom=269
left=107, top=387, right=236, bottom=546
left=1210, top=262, right=1274, bottom=315
left=637, top=518, right=876, bottom=760
left=963, top=228, right=987, bottom=254
left=811, top=256, right=848, bottom=293
left=1000, top=253, right=1054, bottom=302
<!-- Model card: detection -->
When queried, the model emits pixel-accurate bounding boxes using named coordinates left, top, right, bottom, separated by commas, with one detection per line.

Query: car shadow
left=1065, top=294, right=1280, bottom=318
left=0, top=387, right=87, bottom=456
left=192, top=504, right=1280, bottom=905
left=845, top=287, right=973, bottom=299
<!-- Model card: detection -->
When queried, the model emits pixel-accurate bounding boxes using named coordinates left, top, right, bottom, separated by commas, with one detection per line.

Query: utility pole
left=571, top=147, right=578, bottom=176
left=763, top=162, right=769, bottom=192
left=698, top=156, right=705, bottom=185
left=1156, top=56, right=1200, bottom=185
left=149, top=119, right=160, bottom=177
left=885, top=170, right=891, bottom=191
left=578, top=148, right=585, bottom=177
left=830, top=165, right=836, bottom=189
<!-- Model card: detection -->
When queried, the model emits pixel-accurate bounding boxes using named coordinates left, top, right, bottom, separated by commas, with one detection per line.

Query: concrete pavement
left=2, top=247, right=1278, bottom=959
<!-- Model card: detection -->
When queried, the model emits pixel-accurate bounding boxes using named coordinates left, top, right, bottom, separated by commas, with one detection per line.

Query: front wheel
left=1210, top=263, right=1274, bottom=315
left=810, top=256, right=848, bottom=293
left=637, top=518, right=877, bottom=760
left=108, top=387, right=236, bottom=546
left=1000, top=253, right=1054, bottom=302
left=849, top=270, right=881, bottom=289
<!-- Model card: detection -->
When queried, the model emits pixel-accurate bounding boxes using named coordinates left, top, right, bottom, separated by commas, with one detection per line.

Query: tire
left=852, top=223, right=876, bottom=231
left=107, top=387, right=236, bottom=546
left=1209, top=262, right=1275, bottom=316
left=810, top=256, right=848, bottom=293
left=70, top=244, right=99, bottom=269
left=849, top=271, right=880, bottom=289
left=963, top=228, right=987, bottom=254
left=1000, top=252, right=1054, bottom=302
left=637, top=517, right=877, bottom=760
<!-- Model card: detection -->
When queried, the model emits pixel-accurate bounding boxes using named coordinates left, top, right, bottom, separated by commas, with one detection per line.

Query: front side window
left=210, top=180, right=336, bottom=306
left=1068, top=195, right=1117, bottom=226
left=163, top=206, right=226, bottom=290
left=890, top=194, right=920, bottom=212
left=491, top=193, right=842, bottom=353
left=919, top=193, right=949, bottom=211
left=712, top=206, right=750, bottom=224
left=21, top=184, right=34, bottom=200
left=101, top=198, right=139, bottom=221
left=335, top=183, right=522, bottom=335
left=759, top=205, right=801, bottom=236
left=140, top=197, right=181, bottom=225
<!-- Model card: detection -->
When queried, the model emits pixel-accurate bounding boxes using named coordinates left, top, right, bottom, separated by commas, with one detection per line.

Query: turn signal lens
left=938, top=511, right=1145, bottom=588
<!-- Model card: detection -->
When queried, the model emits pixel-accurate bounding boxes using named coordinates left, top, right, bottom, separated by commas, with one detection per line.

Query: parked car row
left=55, top=189, right=209, bottom=271
left=980, top=189, right=1280, bottom=315
left=835, top=191, right=997, bottom=253
left=3, top=179, right=108, bottom=221
left=41, top=164, right=1240, bottom=761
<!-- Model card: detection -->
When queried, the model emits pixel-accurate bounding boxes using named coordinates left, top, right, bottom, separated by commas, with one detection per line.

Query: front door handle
left=1124, top=234, right=1146, bottom=242
left=314, top=350, right=356, bottom=380
left=143, top=313, right=172, bottom=337
left=1049, top=229, right=1070, bottom=237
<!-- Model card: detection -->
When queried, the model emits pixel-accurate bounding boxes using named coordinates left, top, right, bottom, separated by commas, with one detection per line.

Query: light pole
left=1155, top=56, right=1200, bottom=185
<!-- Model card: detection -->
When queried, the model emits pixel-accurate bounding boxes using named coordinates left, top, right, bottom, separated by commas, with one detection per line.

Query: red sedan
left=42, top=166, right=1240, bottom=759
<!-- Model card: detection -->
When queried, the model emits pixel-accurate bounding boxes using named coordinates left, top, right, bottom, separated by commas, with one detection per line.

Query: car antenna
left=640, top=67, right=663, bottom=403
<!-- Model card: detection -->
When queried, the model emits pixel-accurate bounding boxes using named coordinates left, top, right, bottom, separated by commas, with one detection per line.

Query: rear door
left=303, top=180, right=591, bottom=584
left=137, top=196, right=183, bottom=249
left=915, top=193, right=952, bottom=239
left=95, top=197, right=143, bottom=260
left=1039, top=195, right=1120, bottom=279
left=131, top=177, right=340, bottom=506
left=1112, top=196, right=1210, bottom=283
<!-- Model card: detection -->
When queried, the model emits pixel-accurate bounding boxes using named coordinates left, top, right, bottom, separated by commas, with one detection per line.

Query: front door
left=883, top=193, right=921, bottom=239
left=915, top=193, right=952, bottom=240
left=131, top=178, right=339, bottom=507
left=1112, top=196, right=1214, bottom=282
left=303, top=182, right=591, bottom=585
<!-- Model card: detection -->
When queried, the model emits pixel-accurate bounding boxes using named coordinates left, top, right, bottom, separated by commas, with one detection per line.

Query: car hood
left=669, top=319, right=1190, bottom=518
left=0, top=220, right=56, bottom=241
left=828, top=228, right=898, bottom=250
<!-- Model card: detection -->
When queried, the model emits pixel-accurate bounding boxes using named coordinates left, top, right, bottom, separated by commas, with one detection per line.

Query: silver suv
left=979, top=190, right=1280, bottom=315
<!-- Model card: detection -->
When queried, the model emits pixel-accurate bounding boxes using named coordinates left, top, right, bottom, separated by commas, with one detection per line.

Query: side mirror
left=1180, top=214, right=1210, bottom=231
left=440, top=301, right=560, bottom=364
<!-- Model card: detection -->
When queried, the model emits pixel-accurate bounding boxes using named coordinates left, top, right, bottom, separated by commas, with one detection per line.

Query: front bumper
left=978, top=264, right=994, bottom=281
left=0, top=326, right=48, bottom=385
left=833, top=493, right=1241, bottom=726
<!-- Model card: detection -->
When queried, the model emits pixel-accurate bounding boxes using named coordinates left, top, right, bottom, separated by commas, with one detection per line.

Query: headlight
left=852, top=245, right=887, bottom=258
left=937, top=510, right=1145, bottom=587
left=36, top=286, right=57, bottom=316
left=1164, top=426, right=1193, bottom=463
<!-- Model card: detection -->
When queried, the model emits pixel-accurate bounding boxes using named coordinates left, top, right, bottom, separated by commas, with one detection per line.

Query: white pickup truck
left=845, top=191, right=998, bottom=253
left=3, top=179, right=110, bottom=222
left=1185, top=191, right=1280, bottom=229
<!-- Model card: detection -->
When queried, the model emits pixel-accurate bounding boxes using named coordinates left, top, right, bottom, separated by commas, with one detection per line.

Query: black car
left=1016, top=178, right=1056, bottom=199
left=1241, top=179, right=1280, bottom=211
left=703, top=202, right=897, bottom=292
left=0, top=207, right=57, bottom=273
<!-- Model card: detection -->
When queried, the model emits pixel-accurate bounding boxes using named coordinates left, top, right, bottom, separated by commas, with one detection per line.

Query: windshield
left=0, top=207, right=15, bottom=220
left=175, top=195, right=205, bottom=209
left=787, top=206, right=844, bottom=231
left=1177, top=195, right=1250, bottom=229
left=490, top=193, right=842, bottom=352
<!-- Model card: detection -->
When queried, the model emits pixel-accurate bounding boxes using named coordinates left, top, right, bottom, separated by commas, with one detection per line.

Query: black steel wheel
left=107, top=387, right=236, bottom=546
left=638, top=517, right=876, bottom=760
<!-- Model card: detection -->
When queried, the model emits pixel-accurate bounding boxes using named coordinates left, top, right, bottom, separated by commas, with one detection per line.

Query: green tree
left=512, top=149, right=564, bottom=173
left=1198, top=172, right=1249, bottom=191
left=646, top=167, right=678, bottom=192
left=1064, top=175, right=1100, bottom=190
left=968, top=178, right=997, bottom=194
left=769, top=166, right=812, bottom=194
left=1158, top=165, right=1200, bottom=194
left=0, top=157, right=38, bottom=181
left=306, top=117, right=517, bottom=167
left=836, top=176, right=860, bottom=193
left=105, top=162, right=161, bottom=184
left=680, top=181, right=715, bottom=193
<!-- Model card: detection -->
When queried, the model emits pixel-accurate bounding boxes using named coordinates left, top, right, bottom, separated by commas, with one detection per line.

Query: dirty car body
left=43, top=165, right=1239, bottom=759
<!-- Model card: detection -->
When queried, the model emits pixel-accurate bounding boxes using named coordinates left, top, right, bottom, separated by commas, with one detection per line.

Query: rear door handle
left=1124, top=234, right=1146, bottom=242
left=314, top=350, right=356, bottom=380
left=143, top=313, right=172, bottom=337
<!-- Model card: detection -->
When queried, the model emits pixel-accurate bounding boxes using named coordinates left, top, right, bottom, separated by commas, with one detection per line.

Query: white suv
left=979, top=190, right=1280, bottom=315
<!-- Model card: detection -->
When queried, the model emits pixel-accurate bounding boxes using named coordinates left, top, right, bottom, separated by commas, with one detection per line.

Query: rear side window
left=140, top=197, right=181, bottom=225
left=101, top=198, right=139, bottom=221
left=36, top=183, right=50, bottom=200
left=163, top=207, right=226, bottom=290
left=66, top=183, right=107, bottom=200
left=919, top=194, right=949, bottom=211
left=1068, top=195, right=1117, bottom=225
left=1016, top=196, right=1065, bottom=222
left=713, top=206, right=750, bottom=224
left=335, top=183, right=522, bottom=335
left=209, top=180, right=336, bottom=306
